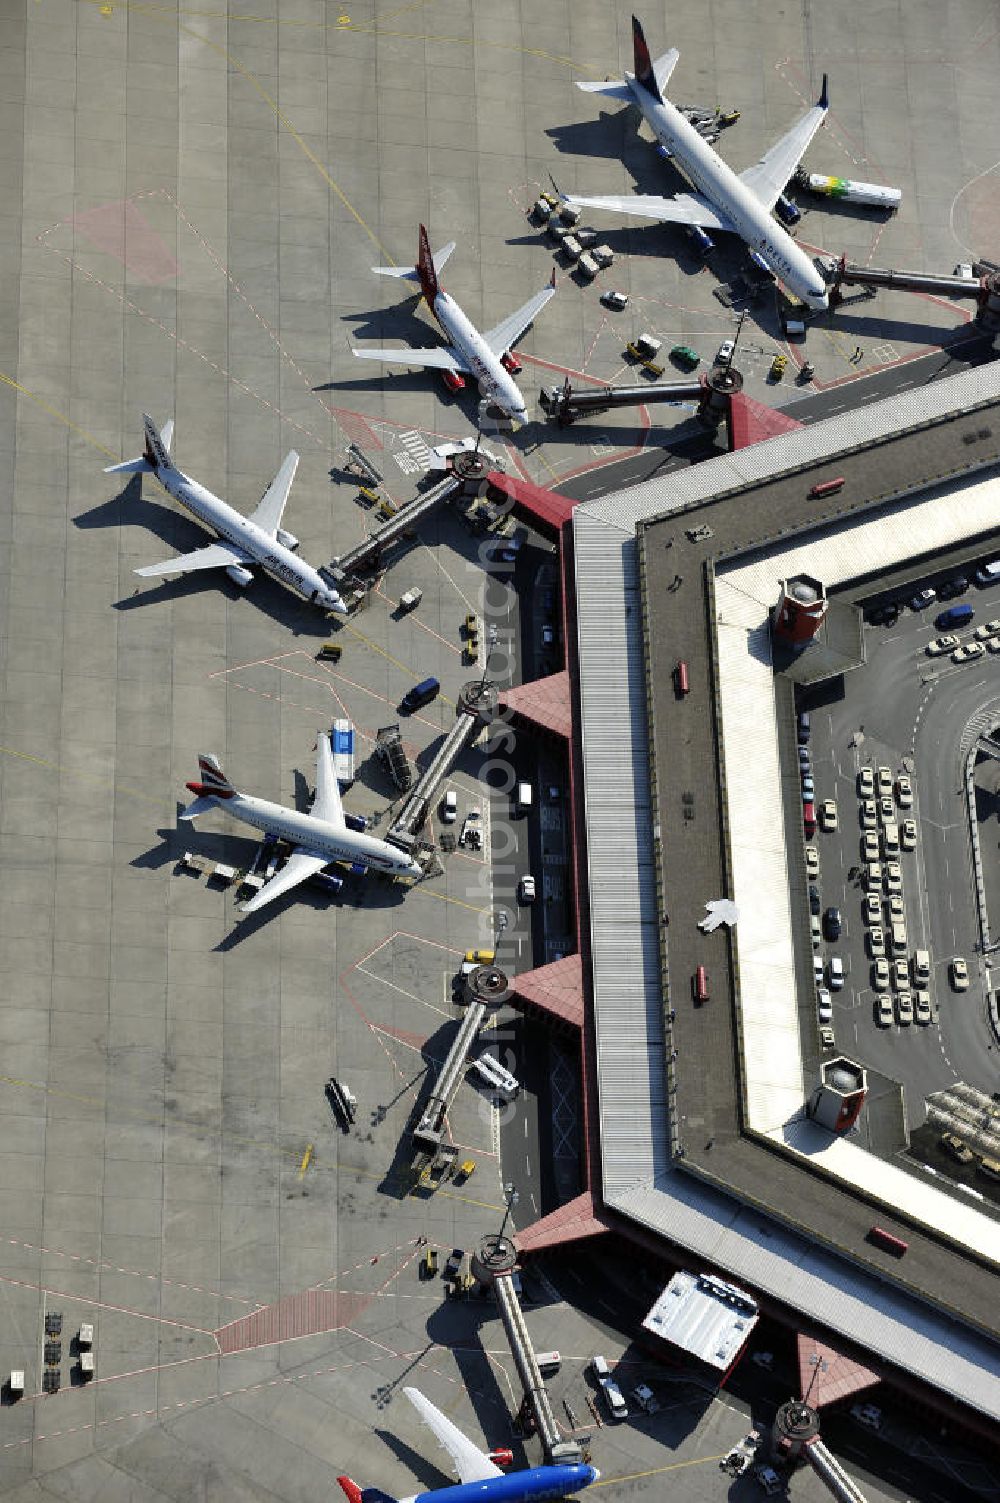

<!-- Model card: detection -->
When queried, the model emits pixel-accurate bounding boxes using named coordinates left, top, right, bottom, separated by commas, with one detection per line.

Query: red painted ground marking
left=73, top=199, right=178, bottom=282
left=215, top=1287, right=374, bottom=1354
left=371, top=1022, right=431, bottom=1050
left=329, top=406, right=384, bottom=451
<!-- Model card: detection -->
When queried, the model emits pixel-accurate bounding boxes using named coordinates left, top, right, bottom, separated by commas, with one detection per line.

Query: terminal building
left=490, top=354, right=1000, bottom=1446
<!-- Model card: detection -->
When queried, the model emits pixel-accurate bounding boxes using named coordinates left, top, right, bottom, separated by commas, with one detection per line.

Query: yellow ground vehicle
left=464, top=948, right=495, bottom=965
left=454, top=1159, right=476, bottom=1184
left=421, top=1246, right=438, bottom=1277
left=769, top=354, right=788, bottom=380
left=464, top=612, right=478, bottom=635
left=317, top=642, right=342, bottom=662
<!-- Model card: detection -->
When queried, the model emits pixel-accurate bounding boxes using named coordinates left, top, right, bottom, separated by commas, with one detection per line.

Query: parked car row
left=865, top=558, right=1000, bottom=628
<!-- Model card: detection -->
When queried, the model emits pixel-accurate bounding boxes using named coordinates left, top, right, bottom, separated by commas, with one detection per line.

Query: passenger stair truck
left=376, top=724, right=413, bottom=791
left=331, top=719, right=356, bottom=788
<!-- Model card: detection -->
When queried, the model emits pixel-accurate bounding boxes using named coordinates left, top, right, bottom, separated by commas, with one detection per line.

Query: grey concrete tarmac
left=0, top=1, right=998, bottom=1499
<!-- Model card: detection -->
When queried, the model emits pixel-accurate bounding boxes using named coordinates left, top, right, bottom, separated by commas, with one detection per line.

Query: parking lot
left=799, top=562, right=1000, bottom=1142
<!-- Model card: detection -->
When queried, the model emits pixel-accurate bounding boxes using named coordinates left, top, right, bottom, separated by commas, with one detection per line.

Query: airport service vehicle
left=563, top=17, right=830, bottom=309
left=953, top=641, right=985, bottom=663
left=951, top=956, right=970, bottom=991
left=352, top=227, right=556, bottom=424
left=331, top=720, right=356, bottom=787
left=441, top=789, right=458, bottom=823
left=577, top=252, right=600, bottom=279
left=927, top=634, right=960, bottom=655
left=399, top=587, right=424, bottom=612
left=519, top=874, right=536, bottom=904
left=769, top=353, right=787, bottom=380
left=181, top=738, right=422, bottom=915
left=901, top=819, right=917, bottom=850
left=802, top=174, right=901, bottom=210
left=600, top=289, right=629, bottom=310
left=941, top=1134, right=974, bottom=1164
left=819, top=798, right=837, bottom=831
left=670, top=343, right=700, bottom=369
left=106, top=415, right=346, bottom=613
left=600, top=1377, right=629, bottom=1421
left=954, top=262, right=975, bottom=279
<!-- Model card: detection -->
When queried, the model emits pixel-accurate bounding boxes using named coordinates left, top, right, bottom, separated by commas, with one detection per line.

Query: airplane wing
left=576, top=80, right=632, bottom=98
left=562, top=189, right=733, bottom=232
left=403, top=1388, right=503, bottom=1485
left=135, top=540, right=255, bottom=578
left=247, top=451, right=299, bottom=536
left=239, top=848, right=331, bottom=916
left=312, top=730, right=345, bottom=826
left=739, top=82, right=828, bottom=210
left=482, top=278, right=558, bottom=358
left=351, top=345, right=468, bottom=372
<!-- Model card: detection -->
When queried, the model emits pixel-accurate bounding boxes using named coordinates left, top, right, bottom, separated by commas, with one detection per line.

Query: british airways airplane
left=563, top=15, right=831, bottom=310
left=181, top=734, right=422, bottom=915
left=105, top=414, right=346, bottom=613
left=338, top=1387, right=598, bottom=1503
left=351, top=228, right=556, bottom=425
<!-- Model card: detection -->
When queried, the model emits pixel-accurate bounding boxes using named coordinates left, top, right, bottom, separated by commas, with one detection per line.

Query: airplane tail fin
left=416, top=224, right=439, bottom=305
left=184, top=753, right=236, bottom=803
left=632, top=14, right=664, bottom=102
left=337, top=1480, right=399, bottom=1503
left=103, top=414, right=175, bottom=475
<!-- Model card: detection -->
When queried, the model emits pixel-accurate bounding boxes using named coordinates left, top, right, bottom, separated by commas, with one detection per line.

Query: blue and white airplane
left=106, top=414, right=346, bottom=613
left=564, top=15, right=831, bottom=310
left=338, top=1387, right=598, bottom=1503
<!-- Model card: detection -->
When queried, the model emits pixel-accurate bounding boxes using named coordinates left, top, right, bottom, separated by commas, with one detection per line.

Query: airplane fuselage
left=432, top=292, right=528, bottom=422
left=153, top=458, right=342, bottom=609
left=201, top=789, right=421, bottom=879
left=411, top=1463, right=600, bottom=1503
left=625, top=75, right=829, bottom=309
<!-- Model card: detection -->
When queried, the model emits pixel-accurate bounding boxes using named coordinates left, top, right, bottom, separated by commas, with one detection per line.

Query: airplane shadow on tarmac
left=76, top=478, right=330, bottom=636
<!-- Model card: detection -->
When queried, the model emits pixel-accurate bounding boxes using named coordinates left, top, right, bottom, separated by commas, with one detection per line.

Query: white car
left=896, top=991, right=913, bottom=1025
left=901, top=818, right=917, bottom=851
left=863, top=861, right=882, bottom=891
left=873, top=958, right=890, bottom=990
left=953, top=641, right=986, bottom=663
left=857, top=766, right=875, bottom=798
left=518, top=874, right=536, bottom=904
left=974, top=617, right=1000, bottom=640
left=954, top=262, right=974, bottom=279
left=819, top=798, right=838, bottom=831
left=828, top=957, right=844, bottom=990
left=813, top=955, right=824, bottom=984
left=716, top=337, right=735, bottom=365
left=864, top=893, right=882, bottom=925
left=805, top=845, right=819, bottom=878
left=862, top=831, right=879, bottom=861
left=860, top=799, right=877, bottom=831
left=441, top=789, right=458, bottom=823
left=868, top=926, right=885, bottom=958
left=885, top=861, right=902, bottom=894
left=927, top=634, right=960, bottom=655
left=816, top=988, right=833, bottom=1022
left=875, top=993, right=894, bottom=1027
left=887, top=893, right=904, bottom=922
left=893, top=958, right=909, bottom=991
left=914, top=990, right=932, bottom=1025
left=951, top=956, right=970, bottom=991
left=876, top=765, right=893, bottom=796
left=878, top=795, right=894, bottom=825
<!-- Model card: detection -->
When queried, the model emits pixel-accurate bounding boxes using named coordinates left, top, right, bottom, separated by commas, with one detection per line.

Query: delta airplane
left=338, top=1386, right=599, bottom=1503
left=106, top=414, right=346, bottom=613
left=563, top=15, right=831, bottom=310
left=181, top=734, right=422, bottom=914
left=352, top=227, right=556, bottom=424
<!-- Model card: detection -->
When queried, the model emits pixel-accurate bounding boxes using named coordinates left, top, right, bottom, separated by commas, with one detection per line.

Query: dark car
left=809, top=884, right=821, bottom=916
left=444, top=1248, right=464, bottom=1278
left=823, top=906, right=842, bottom=941
left=796, top=712, right=811, bottom=745
left=937, top=576, right=969, bottom=600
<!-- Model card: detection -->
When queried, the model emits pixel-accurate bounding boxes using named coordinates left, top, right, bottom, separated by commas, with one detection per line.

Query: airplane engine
left=225, top=564, right=254, bottom=588
left=276, top=528, right=299, bottom=551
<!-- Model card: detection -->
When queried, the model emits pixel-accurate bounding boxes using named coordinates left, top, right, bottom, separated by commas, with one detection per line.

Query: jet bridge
left=470, top=1233, right=584, bottom=1467
left=329, top=473, right=461, bottom=580
left=540, top=374, right=705, bottom=426
left=769, top=1402, right=870, bottom=1503
left=828, top=256, right=1000, bottom=330
left=411, top=965, right=511, bottom=1163
left=388, top=685, right=491, bottom=848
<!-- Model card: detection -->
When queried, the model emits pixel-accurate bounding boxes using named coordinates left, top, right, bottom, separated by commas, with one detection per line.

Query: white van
left=883, top=821, right=899, bottom=854
left=514, top=781, right=533, bottom=815
left=536, top=1350, right=561, bottom=1375
left=892, top=922, right=908, bottom=955
left=975, top=559, right=1000, bottom=586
